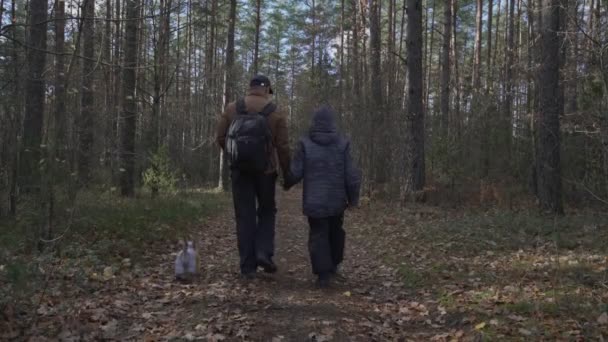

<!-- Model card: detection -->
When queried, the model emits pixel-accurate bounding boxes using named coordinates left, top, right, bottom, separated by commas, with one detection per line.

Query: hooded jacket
left=289, top=106, right=361, bottom=218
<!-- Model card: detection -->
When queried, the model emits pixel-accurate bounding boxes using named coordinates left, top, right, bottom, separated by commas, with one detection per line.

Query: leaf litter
left=1, top=191, right=607, bottom=340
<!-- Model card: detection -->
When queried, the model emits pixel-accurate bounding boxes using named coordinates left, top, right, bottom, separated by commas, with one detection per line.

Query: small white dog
left=174, top=239, right=200, bottom=282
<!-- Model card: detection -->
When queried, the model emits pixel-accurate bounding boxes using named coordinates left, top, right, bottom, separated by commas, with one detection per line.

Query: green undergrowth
left=413, top=209, right=608, bottom=255
left=0, top=189, right=229, bottom=311
left=358, top=204, right=608, bottom=338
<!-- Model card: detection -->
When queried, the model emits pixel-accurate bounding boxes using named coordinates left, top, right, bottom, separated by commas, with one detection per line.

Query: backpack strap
left=259, top=102, right=277, bottom=117
left=236, top=98, right=247, bottom=115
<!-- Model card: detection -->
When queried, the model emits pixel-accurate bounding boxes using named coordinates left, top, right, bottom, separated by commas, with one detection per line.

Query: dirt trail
left=9, top=190, right=449, bottom=341
left=174, top=189, right=445, bottom=341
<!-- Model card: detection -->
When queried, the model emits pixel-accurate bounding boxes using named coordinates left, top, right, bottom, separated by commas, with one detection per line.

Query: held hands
left=282, top=172, right=298, bottom=191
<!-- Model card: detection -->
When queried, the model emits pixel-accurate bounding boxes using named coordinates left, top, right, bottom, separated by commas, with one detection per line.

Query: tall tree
left=20, top=0, right=48, bottom=190
left=79, top=0, right=96, bottom=184
left=486, top=0, right=493, bottom=90
left=369, top=0, right=381, bottom=105
left=369, top=0, right=384, bottom=183
left=218, top=0, right=237, bottom=191
left=425, top=0, right=436, bottom=109
left=253, top=0, right=262, bottom=74
left=472, top=0, right=482, bottom=93
left=55, top=0, right=67, bottom=159
left=451, top=0, right=461, bottom=138
left=440, top=0, right=452, bottom=136
left=120, top=0, right=140, bottom=196
left=407, top=0, right=425, bottom=193
left=150, top=0, right=172, bottom=158
left=504, top=0, right=515, bottom=152
left=537, top=0, right=564, bottom=214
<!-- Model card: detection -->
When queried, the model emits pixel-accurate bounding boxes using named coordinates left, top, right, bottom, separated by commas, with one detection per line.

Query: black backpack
left=226, top=98, right=276, bottom=173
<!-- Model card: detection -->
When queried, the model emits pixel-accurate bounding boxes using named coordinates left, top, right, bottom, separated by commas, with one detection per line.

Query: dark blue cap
left=250, top=74, right=273, bottom=94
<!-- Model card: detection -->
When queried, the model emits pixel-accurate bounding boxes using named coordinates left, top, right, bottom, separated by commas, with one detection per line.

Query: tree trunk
left=351, top=0, right=361, bottom=99
left=567, top=0, right=578, bottom=114
left=8, top=0, right=19, bottom=215
left=504, top=0, right=515, bottom=154
left=218, top=0, right=237, bottom=191
left=79, top=0, right=96, bottom=185
left=451, top=0, right=460, bottom=139
left=537, top=0, right=564, bottom=214
left=387, top=0, right=396, bottom=107
left=407, top=0, right=425, bottom=193
left=492, top=0, right=501, bottom=87
left=486, top=0, right=493, bottom=90
left=425, top=0, right=436, bottom=111
left=55, top=0, right=67, bottom=160
left=253, top=0, right=262, bottom=74
left=440, top=0, right=452, bottom=137
left=339, top=0, right=345, bottom=120
left=370, top=0, right=385, bottom=183
left=472, top=0, right=483, bottom=93
left=120, top=0, right=140, bottom=197
left=21, top=0, right=48, bottom=192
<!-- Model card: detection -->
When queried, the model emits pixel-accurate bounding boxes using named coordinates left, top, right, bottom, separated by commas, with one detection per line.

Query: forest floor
left=1, top=189, right=608, bottom=341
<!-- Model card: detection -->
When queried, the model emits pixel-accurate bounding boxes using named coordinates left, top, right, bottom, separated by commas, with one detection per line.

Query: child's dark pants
left=307, top=214, right=345, bottom=275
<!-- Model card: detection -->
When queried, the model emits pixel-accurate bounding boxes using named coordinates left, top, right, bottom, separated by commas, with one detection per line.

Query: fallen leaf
left=519, top=328, right=532, bottom=336
left=103, top=266, right=114, bottom=281
left=598, top=312, right=608, bottom=325
left=474, top=322, right=486, bottom=330
left=101, top=319, right=118, bottom=339
left=343, top=291, right=351, bottom=297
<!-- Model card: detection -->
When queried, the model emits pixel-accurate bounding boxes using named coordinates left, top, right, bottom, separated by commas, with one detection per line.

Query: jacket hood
left=309, top=106, right=338, bottom=145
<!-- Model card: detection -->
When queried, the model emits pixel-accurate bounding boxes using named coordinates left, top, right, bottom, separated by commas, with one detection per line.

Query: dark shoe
left=257, top=257, right=278, bottom=274
left=317, top=273, right=330, bottom=288
left=240, top=272, right=256, bottom=280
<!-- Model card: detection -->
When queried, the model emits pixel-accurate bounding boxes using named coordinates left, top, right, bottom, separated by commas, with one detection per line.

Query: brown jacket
left=216, top=88, right=291, bottom=175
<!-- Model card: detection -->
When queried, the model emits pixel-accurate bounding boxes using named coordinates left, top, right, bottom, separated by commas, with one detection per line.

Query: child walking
left=285, top=106, right=361, bottom=288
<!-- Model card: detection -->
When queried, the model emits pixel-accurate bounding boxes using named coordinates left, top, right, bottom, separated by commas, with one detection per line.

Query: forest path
left=11, top=188, right=607, bottom=340
left=8, top=189, right=448, bottom=341
left=174, top=189, right=443, bottom=341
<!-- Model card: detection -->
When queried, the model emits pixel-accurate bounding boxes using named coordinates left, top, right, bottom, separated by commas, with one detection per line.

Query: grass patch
left=398, top=264, right=432, bottom=289
left=0, top=189, right=229, bottom=311
left=413, top=209, right=608, bottom=255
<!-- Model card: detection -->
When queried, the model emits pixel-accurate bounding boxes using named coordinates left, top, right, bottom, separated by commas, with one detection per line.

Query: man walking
left=216, top=75, right=291, bottom=279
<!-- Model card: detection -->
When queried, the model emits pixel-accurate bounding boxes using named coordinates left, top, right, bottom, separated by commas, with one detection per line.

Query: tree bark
left=120, top=0, right=140, bottom=197
left=370, top=0, right=385, bottom=183
left=55, top=0, right=67, bottom=160
left=79, top=0, right=96, bottom=185
left=451, top=0, right=460, bottom=139
left=20, top=0, right=48, bottom=191
left=440, top=0, right=452, bottom=137
left=253, top=0, right=262, bottom=74
left=351, top=0, right=361, bottom=99
left=218, top=0, right=237, bottom=191
left=486, top=0, right=493, bottom=90
left=425, top=0, right=436, bottom=111
left=472, top=0, right=483, bottom=93
left=537, top=0, right=564, bottom=214
left=407, top=0, right=426, bottom=193
left=504, top=0, right=515, bottom=153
